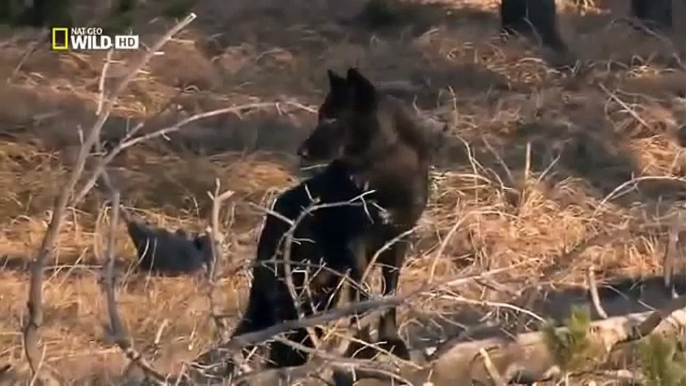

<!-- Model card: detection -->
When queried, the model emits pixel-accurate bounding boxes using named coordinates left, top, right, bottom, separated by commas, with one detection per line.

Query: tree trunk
left=674, top=0, right=686, bottom=56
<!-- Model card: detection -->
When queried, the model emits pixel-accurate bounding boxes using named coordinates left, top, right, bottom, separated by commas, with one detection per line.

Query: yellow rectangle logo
left=51, top=28, right=69, bottom=51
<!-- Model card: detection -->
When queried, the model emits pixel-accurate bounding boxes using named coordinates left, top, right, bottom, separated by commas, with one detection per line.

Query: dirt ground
left=0, top=0, right=685, bottom=384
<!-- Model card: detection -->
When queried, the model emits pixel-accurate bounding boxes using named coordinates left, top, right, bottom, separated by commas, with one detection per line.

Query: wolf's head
left=297, top=68, right=385, bottom=165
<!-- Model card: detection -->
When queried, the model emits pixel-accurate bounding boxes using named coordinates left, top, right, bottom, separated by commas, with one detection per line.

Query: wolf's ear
left=327, top=69, right=347, bottom=92
left=346, top=67, right=377, bottom=111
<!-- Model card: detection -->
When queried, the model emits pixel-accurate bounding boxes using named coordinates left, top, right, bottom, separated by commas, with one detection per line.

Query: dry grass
left=0, top=0, right=685, bottom=383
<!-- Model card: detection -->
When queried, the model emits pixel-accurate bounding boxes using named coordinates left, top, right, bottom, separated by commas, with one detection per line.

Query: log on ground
left=397, top=306, right=686, bottom=385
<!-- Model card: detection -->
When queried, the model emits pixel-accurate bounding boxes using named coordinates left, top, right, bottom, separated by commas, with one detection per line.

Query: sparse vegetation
left=0, top=0, right=684, bottom=383
left=542, top=306, right=604, bottom=374
left=640, top=334, right=686, bottom=386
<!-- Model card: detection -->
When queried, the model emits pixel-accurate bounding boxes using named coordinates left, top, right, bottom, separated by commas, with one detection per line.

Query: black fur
left=500, top=0, right=568, bottom=53
left=296, top=68, right=431, bottom=360
left=123, top=213, right=212, bottom=276
left=231, top=160, right=385, bottom=367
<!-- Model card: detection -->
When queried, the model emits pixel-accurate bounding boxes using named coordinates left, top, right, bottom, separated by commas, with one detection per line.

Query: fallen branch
left=191, top=268, right=513, bottom=385
left=417, top=293, right=686, bottom=386
left=231, top=334, right=412, bottom=386
left=22, top=12, right=197, bottom=377
left=587, top=267, right=608, bottom=319
left=206, top=290, right=686, bottom=385
left=211, top=268, right=511, bottom=355
left=478, top=348, right=506, bottom=386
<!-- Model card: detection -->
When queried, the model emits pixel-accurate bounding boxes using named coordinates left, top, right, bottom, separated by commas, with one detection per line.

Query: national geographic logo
left=51, top=27, right=139, bottom=51
left=51, top=27, right=69, bottom=51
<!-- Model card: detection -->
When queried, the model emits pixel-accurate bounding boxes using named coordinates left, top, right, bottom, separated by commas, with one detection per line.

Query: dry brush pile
left=0, top=0, right=686, bottom=384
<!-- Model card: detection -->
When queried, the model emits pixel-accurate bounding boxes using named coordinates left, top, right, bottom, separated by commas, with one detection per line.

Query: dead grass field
left=0, top=0, right=685, bottom=384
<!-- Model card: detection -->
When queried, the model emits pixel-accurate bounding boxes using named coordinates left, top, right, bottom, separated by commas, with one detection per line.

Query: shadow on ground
left=406, top=273, right=681, bottom=351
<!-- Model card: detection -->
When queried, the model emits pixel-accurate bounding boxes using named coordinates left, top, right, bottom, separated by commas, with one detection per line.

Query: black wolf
left=123, top=211, right=213, bottom=276
left=229, top=68, right=430, bottom=370
left=230, top=160, right=387, bottom=367
left=296, top=67, right=431, bottom=360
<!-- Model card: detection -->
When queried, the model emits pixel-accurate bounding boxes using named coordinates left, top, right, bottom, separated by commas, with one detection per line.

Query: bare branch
left=202, top=267, right=511, bottom=357
left=627, top=292, right=686, bottom=340
left=235, top=190, right=383, bottom=361
left=102, top=191, right=169, bottom=385
left=587, top=266, right=608, bottom=319
left=232, top=334, right=411, bottom=386
left=479, top=348, right=506, bottom=386
left=196, top=268, right=686, bottom=385
left=73, top=103, right=274, bottom=204
left=664, top=222, right=680, bottom=295
left=206, top=180, right=236, bottom=284
left=22, top=12, right=197, bottom=377
left=202, top=181, right=244, bottom=373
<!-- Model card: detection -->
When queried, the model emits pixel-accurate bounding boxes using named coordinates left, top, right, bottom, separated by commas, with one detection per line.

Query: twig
left=437, top=293, right=545, bottom=322
left=271, top=336, right=413, bottom=384
left=478, top=348, right=506, bottom=386
left=22, top=13, right=197, bottom=377
left=233, top=335, right=411, bottom=386
left=203, top=192, right=380, bottom=380
left=205, top=180, right=235, bottom=334
left=524, top=141, right=531, bottom=183
left=361, top=227, right=415, bottom=285
left=96, top=50, right=114, bottom=116
left=593, top=175, right=686, bottom=217
left=9, top=29, right=51, bottom=83
left=664, top=222, right=681, bottom=296
left=102, top=191, right=169, bottom=385
left=627, top=292, right=686, bottom=340
left=587, top=267, right=608, bottom=319
left=513, top=282, right=540, bottom=334
left=204, top=267, right=512, bottom=356
left=257, top=190, right=379, bottom=352
left=202, top=181, right=247, bottom=376
left=598, top=83, right=652, bottom=132
left=277, top=197, right=348, bottom=351
left=229, top=359, right=330, bottom=385
left=73, top=103, right=274, bottom=204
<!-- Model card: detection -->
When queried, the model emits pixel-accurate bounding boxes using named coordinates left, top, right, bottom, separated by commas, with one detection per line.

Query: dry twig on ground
left=195, top=268, right=513, bottom=384
left=587, top=267, right=608, bottom=319
left=193, top=271, right=686, bottom=386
